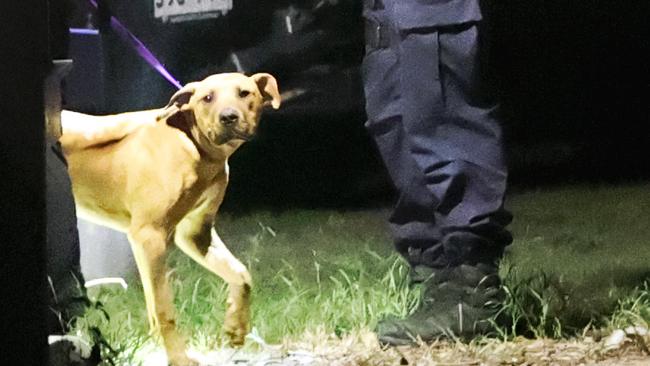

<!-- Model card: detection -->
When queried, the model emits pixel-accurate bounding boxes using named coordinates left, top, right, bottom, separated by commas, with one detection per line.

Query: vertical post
left=0, top=0, right=49, bottom=364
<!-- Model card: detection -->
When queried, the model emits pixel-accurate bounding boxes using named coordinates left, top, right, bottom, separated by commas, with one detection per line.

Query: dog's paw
left=224, top=323, right=248, bottom=347
left=168, top=351, right=199, bottom=366
left=223, top=283, right=251, bottom=347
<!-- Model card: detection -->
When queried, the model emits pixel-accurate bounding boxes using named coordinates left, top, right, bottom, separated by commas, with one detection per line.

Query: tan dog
left=59, top=73, right=280, bottom=365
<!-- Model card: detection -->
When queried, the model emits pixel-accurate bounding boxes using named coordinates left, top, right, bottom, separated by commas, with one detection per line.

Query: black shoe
left=48, top=335, right=101, bottom=366
left=377, top=263, right=504, bottom=346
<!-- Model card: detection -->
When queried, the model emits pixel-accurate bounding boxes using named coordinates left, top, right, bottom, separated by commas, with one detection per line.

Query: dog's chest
left=170, top=161, right=229, bottom=217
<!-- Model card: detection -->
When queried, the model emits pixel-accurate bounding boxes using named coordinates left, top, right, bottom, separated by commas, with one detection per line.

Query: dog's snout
left=219, top=108, right=240, bottom=126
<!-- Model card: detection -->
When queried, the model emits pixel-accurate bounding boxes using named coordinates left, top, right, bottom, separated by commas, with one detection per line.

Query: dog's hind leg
left=174, top=203, right=252, bottom=347
left=128, top=225, right=197, bottom=366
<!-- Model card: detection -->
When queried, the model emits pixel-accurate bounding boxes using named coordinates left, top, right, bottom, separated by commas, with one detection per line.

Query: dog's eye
left=239, top=90, right=251, bottom=98
left=203, top=94, right=213, bottom=103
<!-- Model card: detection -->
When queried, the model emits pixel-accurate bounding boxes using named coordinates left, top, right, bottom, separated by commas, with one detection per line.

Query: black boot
left=377, top=262, right=504, bottom=345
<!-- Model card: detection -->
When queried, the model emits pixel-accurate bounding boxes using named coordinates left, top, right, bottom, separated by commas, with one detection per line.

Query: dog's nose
left=219, top=108, right=240, bottom=126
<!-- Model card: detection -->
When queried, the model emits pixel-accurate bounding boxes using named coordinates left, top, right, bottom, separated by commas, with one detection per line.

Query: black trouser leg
left=364, top=20, right=512, bottom=269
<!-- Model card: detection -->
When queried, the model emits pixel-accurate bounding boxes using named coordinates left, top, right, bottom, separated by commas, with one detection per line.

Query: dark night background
left=60, top=0, right=650, bottom=211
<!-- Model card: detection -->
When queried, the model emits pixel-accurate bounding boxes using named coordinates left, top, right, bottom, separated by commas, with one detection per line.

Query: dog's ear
left=252, top=73, right=281, bottom=110
left=167, top=82, right=197, bottom=109
left=156, top=83, right=197, bottom=121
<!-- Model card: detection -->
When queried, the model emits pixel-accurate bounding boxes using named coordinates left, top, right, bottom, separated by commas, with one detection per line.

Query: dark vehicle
left=66, top=0, right=363, bottom=116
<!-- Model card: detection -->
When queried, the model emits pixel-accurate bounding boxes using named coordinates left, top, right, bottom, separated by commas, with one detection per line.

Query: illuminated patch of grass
left=609, top=283, right=650, bottom=331
left=495, top=263, right=568, bottom=339
left=71, top=285, right=149, bottom=365
left=72, top=210, right=421, bottom=363
left=69, top=183, right=650, bottom=363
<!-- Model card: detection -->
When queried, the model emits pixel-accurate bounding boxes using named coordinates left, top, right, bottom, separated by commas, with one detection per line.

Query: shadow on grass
left=498, top=263, right=650, bottom=339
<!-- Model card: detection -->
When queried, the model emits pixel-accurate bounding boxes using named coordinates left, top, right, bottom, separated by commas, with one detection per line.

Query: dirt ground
left=591, top=357, right=650, bottom=366
left=272, top=329, right=650, bottom=366
left=145, top=329, right=650, bottom=365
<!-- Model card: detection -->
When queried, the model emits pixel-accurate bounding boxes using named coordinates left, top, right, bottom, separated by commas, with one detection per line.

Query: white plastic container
left=78, top=219, right=136, bottom=281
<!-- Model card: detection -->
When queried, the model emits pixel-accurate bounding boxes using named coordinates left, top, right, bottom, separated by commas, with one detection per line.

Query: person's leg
left=433, top=20, right=512, bottom=265
left=361, top=4, right=442, bottom=263
left=377, top=20, right=512, bottom=344
left=398, top=20, right=511, bottom=263
left=365, top=115, right=443, bottom=262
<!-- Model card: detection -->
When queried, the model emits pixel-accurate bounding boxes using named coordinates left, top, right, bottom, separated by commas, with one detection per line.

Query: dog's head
left=158, top=73, right=280, bottom=152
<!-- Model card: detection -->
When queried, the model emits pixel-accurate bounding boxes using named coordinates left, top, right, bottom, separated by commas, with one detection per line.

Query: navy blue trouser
left=362, top=0, right=512, bottom=269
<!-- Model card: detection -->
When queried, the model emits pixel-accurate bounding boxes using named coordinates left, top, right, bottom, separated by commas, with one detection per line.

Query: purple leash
left=84, top=0, right=183, bottom=90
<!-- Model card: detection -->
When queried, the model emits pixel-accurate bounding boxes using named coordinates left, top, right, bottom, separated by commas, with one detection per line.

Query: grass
left=70, top=183, right=650, bottom=364
left=501, top=184, right=650, bottom=336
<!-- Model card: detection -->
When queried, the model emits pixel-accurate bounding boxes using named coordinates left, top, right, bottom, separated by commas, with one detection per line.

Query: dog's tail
left=60, top=109, right=159, bottom=151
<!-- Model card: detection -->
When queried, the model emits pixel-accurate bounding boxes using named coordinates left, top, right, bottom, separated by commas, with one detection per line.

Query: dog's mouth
left=210, top=127, right=254, bottom=145
left=230, top=129, right=253, bottom=141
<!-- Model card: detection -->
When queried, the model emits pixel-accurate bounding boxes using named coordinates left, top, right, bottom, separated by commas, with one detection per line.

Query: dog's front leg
left=175, top=216, right=252, bottom=347
left=206, top=228, right=252, bottom=346
left=129, top=225, right=196, bottom=366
